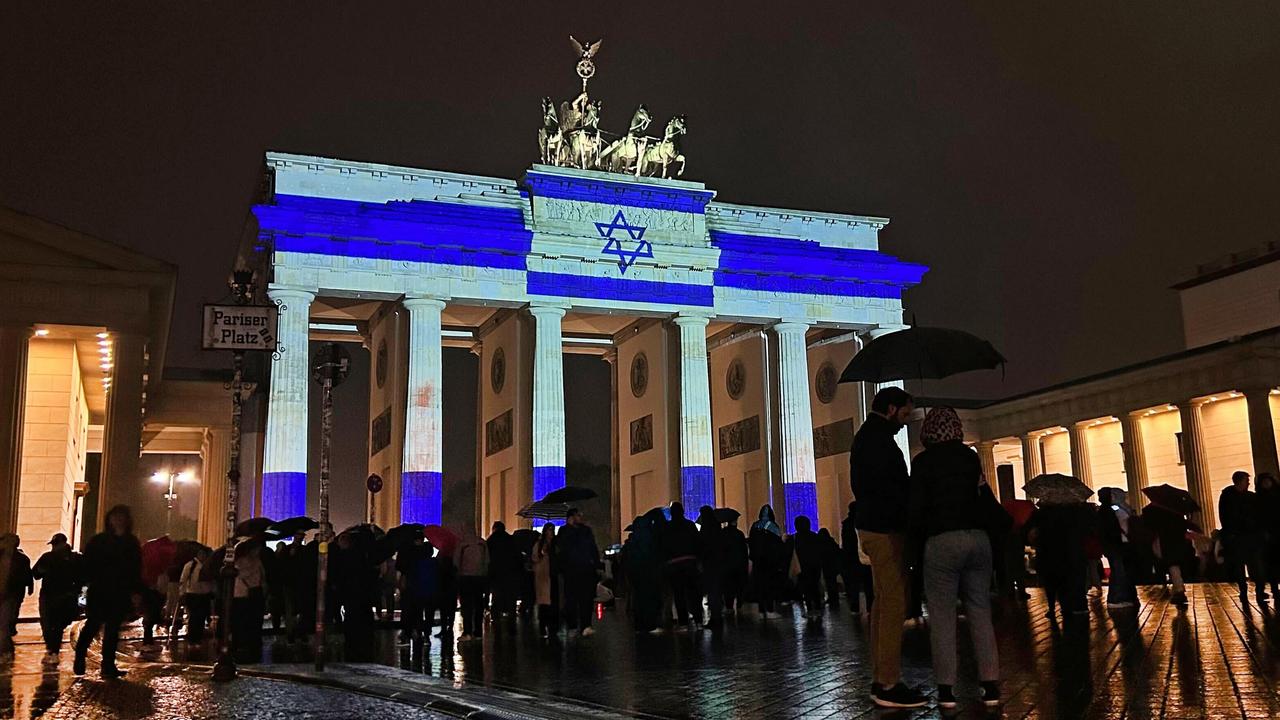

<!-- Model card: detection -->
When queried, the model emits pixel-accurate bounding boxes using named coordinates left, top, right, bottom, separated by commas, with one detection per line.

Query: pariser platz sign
left=202, top=304, right=278, bottom=351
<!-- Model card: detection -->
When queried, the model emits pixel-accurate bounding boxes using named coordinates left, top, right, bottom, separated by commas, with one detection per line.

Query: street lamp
left=151, top=470, right=194, bottom=536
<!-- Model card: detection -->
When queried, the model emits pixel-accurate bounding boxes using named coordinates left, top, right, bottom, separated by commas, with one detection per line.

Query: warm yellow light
left=98, top=340, right=110, bottom=348
left=96, top=332, right=109, bottom=339
left=178, top=471, right=195, bottom=483
left=33, top=329, right=49, bottom=337
left=151, top=472, right=166, bottom=483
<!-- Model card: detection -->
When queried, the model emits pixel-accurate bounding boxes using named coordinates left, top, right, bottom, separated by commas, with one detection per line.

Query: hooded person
left=907, top=407, right=1001, bottom=708
left=1096, top=488, right=1138, bottom=608
left=556, top=507, right=600, bottom=637
left=74, top=505, right=143, bottom=679
left=624, top=514, right=664, bottom=633
left=748, top=505, right=785, bottom=618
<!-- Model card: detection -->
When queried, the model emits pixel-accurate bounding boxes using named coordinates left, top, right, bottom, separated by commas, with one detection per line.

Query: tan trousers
left=859, top=530, right=908, bottom=687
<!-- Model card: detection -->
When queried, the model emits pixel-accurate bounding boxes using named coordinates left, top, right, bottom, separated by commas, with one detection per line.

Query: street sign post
left=312, top=342, right=349, bottom=672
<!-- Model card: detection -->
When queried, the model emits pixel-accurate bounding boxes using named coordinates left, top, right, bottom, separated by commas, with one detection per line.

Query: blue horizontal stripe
left=711, top=231, right=928, bottom=286
left=714, top=271, right=905, bottom=299
left=525, top=171, right=714, bottom=215
left=527, top=271, right=714, bottom=307
left=401, top=471, right=442, bottom=526
left=262, top=472, right=306, bottom=521
left=681, top=466, right=716, bottom=512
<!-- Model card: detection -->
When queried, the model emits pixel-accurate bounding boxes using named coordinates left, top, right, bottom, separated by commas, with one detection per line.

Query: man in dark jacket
left=697, top=506, right=729, bottom=630
left=0, top=534, right=33, bottom=659
left=486, top=522, right=521, bottom=631
left=33, top=533, right=82, bottom=658
left=74, top=505, right=143, bottom=679
left=661, top=502, right=703, bottom=631
left=850, top=386, right=925, bottom=709
left=790, top=516, right=824, bottom=621
left=1219, top=471, right=1269, bottom=604
left=556, top=508, right=600, bottom=636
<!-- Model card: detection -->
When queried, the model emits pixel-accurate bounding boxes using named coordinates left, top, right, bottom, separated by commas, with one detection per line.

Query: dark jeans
left=402, top=593, right=435, bottom=635
left=704, top=571, right=724, bottom=625
left=843, top=557, right=874, bottom=612
left=75, top=604, right=125, bottom=670
left=458, top=576, right=488, bottom=636
left=184, top=593, right=212, bottom=642
left=1104, top=545, right=1138, bottom=605
left=141, top=587, right=164, bottom=642
left=797, top=568, right=823, bottom=615
left=562, top=568, right=597, bottom=631
left=1225, top=534, right=1268, bottom=594
left=231, top=589, right=265, bottom=663
left=38, top=594, right=77, bottom=653
left=823, top=565, right=841, bottom=609
left=537, top=603, right=558, bottom=635
left=665, top=560, right=702, bottom=624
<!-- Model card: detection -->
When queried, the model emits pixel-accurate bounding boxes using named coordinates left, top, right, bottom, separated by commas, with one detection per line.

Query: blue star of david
left=595, top=210, right=652, bottom=274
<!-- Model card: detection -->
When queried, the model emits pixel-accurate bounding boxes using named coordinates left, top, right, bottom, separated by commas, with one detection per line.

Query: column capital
left=976, top=439, right=998, bottom=449
left=865, top=324, right=908, bottom=340
left=1240, top=384, right=1277, bottom=399
left=528, top=303, right=568, bottom=319
left=402, top=296, right=447, bottom=311
left=266, top=286, right=316, bottom=302
left=773, top=320, right=811, bottom=335
left=673, top=313, right=712, bottom=329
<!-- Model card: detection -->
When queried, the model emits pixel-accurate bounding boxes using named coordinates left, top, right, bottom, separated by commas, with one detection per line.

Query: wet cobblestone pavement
left=24, top=582, right=1280, bottom=719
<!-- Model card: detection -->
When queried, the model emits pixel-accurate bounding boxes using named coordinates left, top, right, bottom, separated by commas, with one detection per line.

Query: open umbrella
left=235, top=517, right=275, bottom=537
left=266, top=516, right=318, bottom=538
left=383, top=523, right=425, bottom=550
left=518, top=501, right=571, bottom=521
left=1001, top=499, right=1036, bottom=532
left=644, top=506, right=673, bottom=522
left=713, top=508, right=741, bottom=524
left=1024, top=473, right=1093, bottom=505
left=539, top=486, right=598, bottom=504
left=513, top=528, right=540, bottom=555
left=422, top=525, right=460, bottom=556
left=838, top=326, right=1005, bottom=383
left=1142, top=484, right=1199, bottom=515
left=173, top=539, right=211, bottom=570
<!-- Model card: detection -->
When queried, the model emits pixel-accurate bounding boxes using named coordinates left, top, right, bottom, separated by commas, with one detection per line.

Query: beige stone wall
left=807, top=339, right=858, bottom=534
left=1086, top=420, right=1125, bottom=492
left=367, top=306, right=407, bottom=528
left=1200, top=396, right=1253, bottom=500
left=18, top=340, right=87, bottom=547
left=478, top=312, right=532, bottom=532
left=1042, top=431, right=1071, bottom=475
left=1179, top=261, right=1280, bottom=348
left=618, top=323, right=677, bottom=526
left=1140, top=409, right=1186, bottom=490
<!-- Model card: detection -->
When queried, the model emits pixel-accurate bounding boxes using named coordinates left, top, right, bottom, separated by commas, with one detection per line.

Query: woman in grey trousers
left=908, top=407, right=1001, bottom=708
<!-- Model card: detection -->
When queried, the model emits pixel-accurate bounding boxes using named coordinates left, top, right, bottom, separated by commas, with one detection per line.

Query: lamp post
left=151, top=470, right=193, bottom=536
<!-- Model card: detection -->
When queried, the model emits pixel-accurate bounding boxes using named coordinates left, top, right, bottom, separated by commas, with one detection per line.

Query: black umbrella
left=1142, top=484, right=1199, bottom=515
left=540, top=486, right=598, bottom=504
left=517, top=501, right=570, bottom=521
left=383, top=523, right=425, bottom=549
left=838, top=326, right=1005, bottom=383
left=512, top=528, right=540, bottom=555
left=713, top=508, right=741, bottom=524
left=266, top=516, right=318, bottom=538
left=235, top=517, right=274, bottom=537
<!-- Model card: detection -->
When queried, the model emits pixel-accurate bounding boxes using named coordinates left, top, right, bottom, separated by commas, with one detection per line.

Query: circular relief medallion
left=726, top=358, right=746, bottom=400
left=375, top=339, right=388, bottom=389
left=816, top=361, right=838, bottom=405
left=630, top=352, right=649, bottom=398
left=490, top=346, right=506, bottom=394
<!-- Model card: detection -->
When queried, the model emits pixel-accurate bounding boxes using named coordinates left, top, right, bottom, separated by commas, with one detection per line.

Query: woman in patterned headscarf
left=908, top=407, right=1002, bottom=708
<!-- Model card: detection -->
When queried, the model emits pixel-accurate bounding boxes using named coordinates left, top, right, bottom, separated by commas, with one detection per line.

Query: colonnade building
left=241, top=153, right=927, bottom=537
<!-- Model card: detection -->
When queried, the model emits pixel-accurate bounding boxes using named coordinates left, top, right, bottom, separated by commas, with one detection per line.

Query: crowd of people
left=0, top=386, right=1275, bottom=706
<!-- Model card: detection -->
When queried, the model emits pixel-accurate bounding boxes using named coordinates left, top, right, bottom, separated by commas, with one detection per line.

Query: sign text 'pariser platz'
left=202, top=304, right=278, bottom=351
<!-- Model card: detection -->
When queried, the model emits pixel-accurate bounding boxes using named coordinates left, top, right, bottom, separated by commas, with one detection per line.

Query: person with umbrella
left=789, top=516, right=825, bottom=623
left=396, top=536, right=438, bottom=642
left=32, top=533, right=81, bottom=661
left=1142, top=484, right=1199, bottom=606
left=1024, top=474, right=1097, bottom=623
left=531, top=523, right=559, bottom=639
left=177, top=545, right=215, bottom=642
left=74, top=505, right=143, bottom=679
left=486, top=521, right=521, bottom=634
left=660, top=502, right=703, bottom=633
left=1219, top=470, right=1270, bottom=605
left=624, top=513, right=664, bottom=634
left=850, top=386, right=925, bottom=709
left=556, top=507, right=600, bottom=637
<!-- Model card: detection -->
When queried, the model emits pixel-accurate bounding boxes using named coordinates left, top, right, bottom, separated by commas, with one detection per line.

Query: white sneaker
left=647, top=627, right=665, bottom=635
left=581, top=627, right=595, bottom=637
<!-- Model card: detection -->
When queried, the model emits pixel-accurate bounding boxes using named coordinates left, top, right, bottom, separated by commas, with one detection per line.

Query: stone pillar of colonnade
left=1243, top=385, right=1280, bottom=481
left=98, top=331, right=146, bottom=526
left=977, top=440, right=998, bottom=490
left=675, top=314, right=715, bottom=511
left=401, top=297, right=447, bottom=525
left=1178, top=399, right=1216, bottom=530
left=197, top=427, right=231, bottom=547
left=1020, top=433, right=1044, bottom=483
left=0, top=324, right=30, bottom=534
left=774, top=321, right=817, bottom=534
left=261, top=287, right=315, bottom=520
left=1119, top=411, right=1150, bottom=508
left=530, top=304, right=567, bottom=505
left=1068, top=422, right=1093, bottom=488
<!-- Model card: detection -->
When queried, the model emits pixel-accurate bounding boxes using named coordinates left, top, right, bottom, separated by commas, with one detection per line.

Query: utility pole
left=311, top=342, right=349, bottom=671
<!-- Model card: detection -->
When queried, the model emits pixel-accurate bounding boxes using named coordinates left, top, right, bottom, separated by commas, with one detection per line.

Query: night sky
left=4, top=5, right=1278, bottom=515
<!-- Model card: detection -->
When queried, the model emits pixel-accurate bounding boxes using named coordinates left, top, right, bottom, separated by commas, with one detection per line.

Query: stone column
left=402, top=297, right=446, bottom=526
left=1243, top=386, right=1280, bottom=481
left=1020, top=433, right=1043, bottom=482
left=1178, top=400, right=1216, bottom=530
left=198, top=427, right=231, bottom=547
left=774, top=321, right=817, bottom=533
left=530, top=304, right=566, bottom=502
left=977, top=440, right=998, bottom=490
left=261, top=288, right=315, bottom=520
left=98, top=332, right=145, bottom=525
left=1069, top=422, right=1093, bottom=488
left=0, top=325, right=30, bottom=534
left=675, top=314, right=715, bottom=511
left=1120, top=411, right=1149, bottom=507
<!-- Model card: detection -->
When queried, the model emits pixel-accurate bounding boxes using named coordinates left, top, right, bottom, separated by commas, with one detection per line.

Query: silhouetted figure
left=232, top=541, right=267, bottom=663
left=0, top=534, right=32, bottom=658
left=397, top=538, right=438, bottom=641
left=697, top=506, right=728, bottom=629
left=74, top=505, right=143, bottom=679
left=748, top=505, right=785, bottom=618
left=486, top=521, right=521, bottom=631
left=556, top=508, right=600, bottom=637
left=851, top=387, right=926, bottom=709
left=1143, top=500, right=1196, bottom=605
left=722, top=518, right=749, bottom=614
left=1028, top=502, right=1097, bottom=622
left=624, top=513, right=663, bottom=633
left=435, top=551, right=458, bottom=639
left=453, top=526, right=489, bottom=641
left=841, top=502, right=874, bottom=613
left=1219, top=470, right=1269, bottom=604
left=1257, top=473, right=1280, bottom=597
left=332, top=533, right=377, bottom=661
left=1096, top=488, right=1138, bottom=608
left=532, top=523, right=559, bottom=638
left=33, top=533, right=82, bottom=658
left=818, top=528, right=842, bottom=610
left=139, top=534, right=175, bottom=645
left=908, top=407, right=1001, bottom=708
left=790, top=516, right=824, bottom=622
left=661, top=502, right=703, bottom=631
